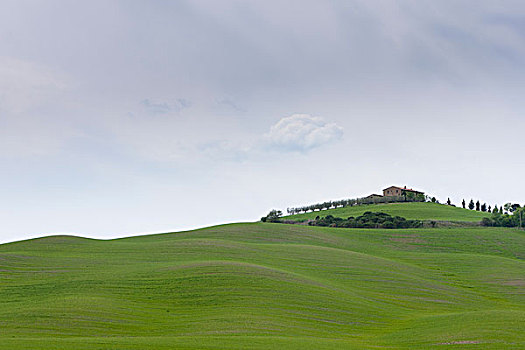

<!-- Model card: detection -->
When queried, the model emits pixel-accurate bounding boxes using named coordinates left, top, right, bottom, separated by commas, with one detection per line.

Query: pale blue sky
left=1, top=0, right=524, bottom=242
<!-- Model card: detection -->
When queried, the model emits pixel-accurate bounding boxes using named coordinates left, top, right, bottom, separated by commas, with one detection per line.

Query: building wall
left=383, top=187, right=402, bottom=197
left=383, top=187, right=423, bottom=197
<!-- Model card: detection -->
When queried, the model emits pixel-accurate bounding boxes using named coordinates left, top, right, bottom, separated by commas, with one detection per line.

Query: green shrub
left=308, top=212, right=422, bottom=229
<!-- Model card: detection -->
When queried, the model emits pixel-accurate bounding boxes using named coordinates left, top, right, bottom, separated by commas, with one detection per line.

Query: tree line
left=459, top=198, right=496, bottom=212
left=481, top=205, right=524, bottom=228
left=286, top=192, right=426, bottom=215
left=455, top=198, right=522, bottom=216
left=308, top=212, right=422, bottom=229
left=262, top=205, right=524, bottom=229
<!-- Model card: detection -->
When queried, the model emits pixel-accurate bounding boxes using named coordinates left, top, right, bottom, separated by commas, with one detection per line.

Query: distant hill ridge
left=284, top=202, right=491, bottom=223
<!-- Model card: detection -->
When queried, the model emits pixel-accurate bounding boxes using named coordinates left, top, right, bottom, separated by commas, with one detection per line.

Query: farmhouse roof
left=383, top=186, right=424, bottom=194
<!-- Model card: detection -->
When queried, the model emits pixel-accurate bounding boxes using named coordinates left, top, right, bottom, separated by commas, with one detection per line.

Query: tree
left=475, top=200, right=480, bottom=211
left=514, top=208, right=525, bottom=228
left=447, top=198, right=451, bottom=206
left=493, top=206, right=499, bottom=214
left=261, top=209, right=283, bottom=223
left=401, top=189, right=407, bottom=202
left=488, top=205, right=491, bottom=212
left=481, top=203, right=487, bottom=212
left=431, top=197, right=437, bottom=203
left=503, top=203, right=521, bottom=214
left=468, top=199, right=475, bottom=210
left=462, top=199, right=466, bottom=209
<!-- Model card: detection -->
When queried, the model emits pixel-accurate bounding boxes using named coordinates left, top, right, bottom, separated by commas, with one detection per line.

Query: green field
left=1, top=217, right=524, bottom=349
left=284, top=202, right=492, bottom=222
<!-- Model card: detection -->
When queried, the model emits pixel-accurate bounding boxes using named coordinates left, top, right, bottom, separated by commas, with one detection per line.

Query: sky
left=1, top=0, right=525, bottom=243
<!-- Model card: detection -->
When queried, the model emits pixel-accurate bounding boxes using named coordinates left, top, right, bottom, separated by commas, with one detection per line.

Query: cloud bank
left=265, top=114, right=343, bottom=152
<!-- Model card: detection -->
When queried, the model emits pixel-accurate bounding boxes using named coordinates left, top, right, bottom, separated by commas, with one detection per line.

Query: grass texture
left=0, top=218, right=523, bottom=348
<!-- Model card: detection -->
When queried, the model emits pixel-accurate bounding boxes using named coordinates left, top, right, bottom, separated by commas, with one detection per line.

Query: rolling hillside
left=0, top=222, right=523, bottom=349
left=284, top=202, right=492, bottom=222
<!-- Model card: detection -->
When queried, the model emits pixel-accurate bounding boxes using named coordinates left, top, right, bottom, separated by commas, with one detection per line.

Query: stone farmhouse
left=382, top=186, right=424, bottom=197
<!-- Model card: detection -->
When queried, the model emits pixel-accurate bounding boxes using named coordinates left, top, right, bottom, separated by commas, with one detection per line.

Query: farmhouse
left=364, top=194, right=383, bottom=200
left=383, top=186, right=424, bottom=197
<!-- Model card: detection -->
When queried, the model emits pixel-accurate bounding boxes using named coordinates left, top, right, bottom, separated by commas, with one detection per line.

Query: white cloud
left=140, top=98, right=191, bottom=115
left=108, top=113, right=343, bottom=164
left=264, top=114, right=343, bottom=152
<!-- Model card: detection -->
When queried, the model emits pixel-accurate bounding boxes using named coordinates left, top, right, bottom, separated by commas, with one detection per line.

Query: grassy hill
left=1, top=222, right=524, bottom=349
left=284, top=202, right=492, bottom=222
